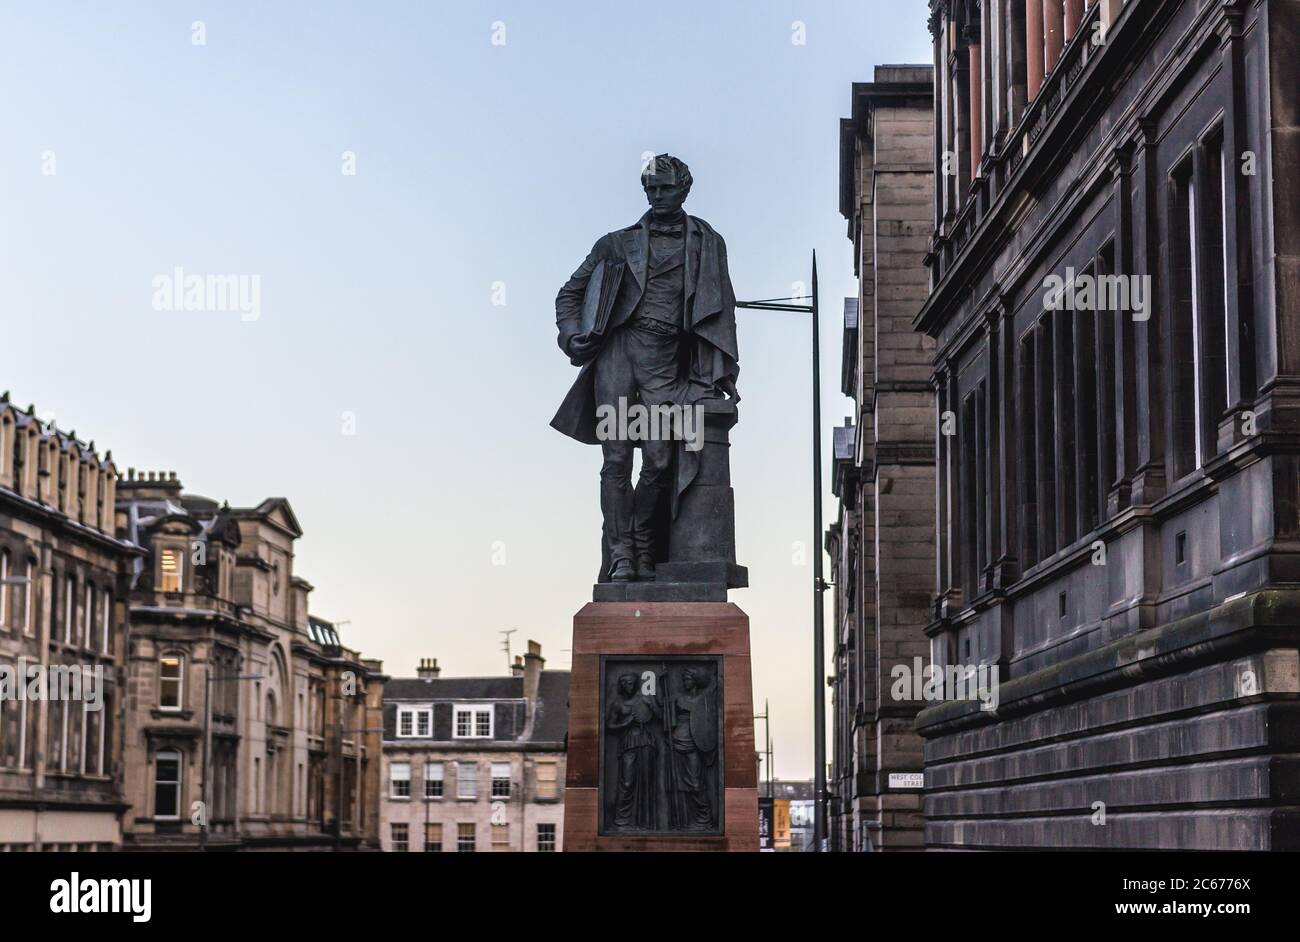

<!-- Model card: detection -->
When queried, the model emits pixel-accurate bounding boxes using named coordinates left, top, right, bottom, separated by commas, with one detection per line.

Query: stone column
left=1025, top=0, right=1044, bottom=100
left=1043, top=0, right=1065, bottom=75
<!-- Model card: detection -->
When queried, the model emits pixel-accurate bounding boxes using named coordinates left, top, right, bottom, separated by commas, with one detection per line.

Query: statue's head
left=641, top=154, right=692, bottom=219
left=618, top=673, right=638, bottom=696
left=682, top=665, right=711, bottom=692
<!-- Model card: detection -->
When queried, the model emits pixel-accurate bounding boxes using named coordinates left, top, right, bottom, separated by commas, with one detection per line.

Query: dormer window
left=453, top=705, right=493, bottom=739
left=159, top=547, right=183, bottom=593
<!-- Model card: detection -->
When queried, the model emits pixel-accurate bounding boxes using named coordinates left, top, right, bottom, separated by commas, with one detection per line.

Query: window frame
left=159, top=653, right=184, bottom=711
left=424, top=761, right=444, bottom=799
left=456, top=760, right=478, bottom=799
left=389, top=761, right=411, bottom=799
left=453, top=704, right=493, bottom=740
left=154, top=747, right=182, bottom=820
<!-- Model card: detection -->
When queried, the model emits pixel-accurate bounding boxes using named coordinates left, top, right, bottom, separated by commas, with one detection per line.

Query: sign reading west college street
left=887, top=773, right=924, bottom=790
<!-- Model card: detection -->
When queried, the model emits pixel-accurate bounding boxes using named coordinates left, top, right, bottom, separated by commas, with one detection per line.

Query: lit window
left=492, top=823, right=510, bottom=849
left=425, top=762, right=443, bottom=799
left=424, top=823, right=442, bottom=852
left=453, top=705, right=493, bottom=739
left=154, top=748, right=181, bottom=819
left=159, top=548, right=183, bottom=593
left=457, top=761, right=478, bottom=799
left=159, top=655, right=183, bottom=710
left=390, top=823, right=409, bottom=852
left=390, top=762, right=410, bottom=798
left=457, top=822, right=475, bottom=852
left=537, top=823, right=557, bottom=852
left=491, top=762, right=511, bottom=798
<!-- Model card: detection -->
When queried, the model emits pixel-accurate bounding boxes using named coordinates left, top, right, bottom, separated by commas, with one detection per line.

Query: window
left=537, top=823, right=557, bottom=852
left=390, top=823, right=409, bottom=852
left=457, top=761, right=478, bottom=799
left=457, top=822, right=476, bottom=852
left=159, top=655, right=183, bottom=710
left=396, top=706, right=431, bottom=738
left=491, top=762, right=511, bottom=798
left=159, top=547, right=183, bottom=593
left=154, top=748, right=181, bottom=819
left=492, top=823, right=510, bottom=849
left=64, top=575, right=74, bottom=643
left=82, top=583, right=92, bottom=648
left=535, top=760, right=558, bottom=800
left=0, top=550, right=8, bottom=628
left=390, top=762, right=410, bottom=798
left=20, top=560, right=32, bottom=635
left=453, top=704, right=493, bottom=739
left=425, top=762, right=443, bottom=799
left=424, top=823, right=442, bottom=852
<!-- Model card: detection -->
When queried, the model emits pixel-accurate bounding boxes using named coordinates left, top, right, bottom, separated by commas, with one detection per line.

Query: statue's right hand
left=567, top=333, right=600, bottom=362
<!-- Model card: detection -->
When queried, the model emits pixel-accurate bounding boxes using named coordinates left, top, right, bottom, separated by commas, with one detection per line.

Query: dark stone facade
left=915, top=0, right=1300, bottom=848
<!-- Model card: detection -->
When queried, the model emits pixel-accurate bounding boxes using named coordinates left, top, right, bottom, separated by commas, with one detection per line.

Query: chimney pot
left=416, top=657, right=440, bottom=680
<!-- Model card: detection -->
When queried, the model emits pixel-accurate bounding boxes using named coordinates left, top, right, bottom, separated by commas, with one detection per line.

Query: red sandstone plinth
left=564, top=601, right=759, bottom=852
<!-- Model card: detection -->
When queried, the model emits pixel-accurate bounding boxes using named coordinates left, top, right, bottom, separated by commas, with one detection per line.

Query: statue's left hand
left=719, top=378, right=741, bottom=403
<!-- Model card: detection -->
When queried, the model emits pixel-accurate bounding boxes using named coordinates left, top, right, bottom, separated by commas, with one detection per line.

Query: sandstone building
left=380, top=643, right=567, bottom=852
left=0, top=394, right=132, bottom=850
left=116, top=470, right=385, bottom=850
left=827, top=66, right=937, bottom=852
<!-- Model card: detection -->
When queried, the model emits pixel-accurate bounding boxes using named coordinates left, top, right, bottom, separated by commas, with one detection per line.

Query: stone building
left=915, top=0, right=1300, bottom=848
left=116, top=470, right=386, bottom=850
left=380, top=642, right=567, bottom=852
left=0, top=394, right=134, bottom=850
left=827, top=66, right=936, bottom=852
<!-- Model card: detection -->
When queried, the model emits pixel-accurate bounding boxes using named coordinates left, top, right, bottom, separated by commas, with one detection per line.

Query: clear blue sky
left=0, top=1, right=931, bottom=779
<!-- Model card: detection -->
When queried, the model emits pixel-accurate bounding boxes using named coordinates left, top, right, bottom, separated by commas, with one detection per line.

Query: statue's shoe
left=635, top=555, right=656, bottom=581
left=610, top=559, right=636, bottom=582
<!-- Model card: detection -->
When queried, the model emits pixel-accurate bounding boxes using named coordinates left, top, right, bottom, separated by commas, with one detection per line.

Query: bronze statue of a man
left=551, top=155, right=740, bottom=584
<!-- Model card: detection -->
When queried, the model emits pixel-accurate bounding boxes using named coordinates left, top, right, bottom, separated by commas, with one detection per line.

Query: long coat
left=550, top=212, right=739, bottom=446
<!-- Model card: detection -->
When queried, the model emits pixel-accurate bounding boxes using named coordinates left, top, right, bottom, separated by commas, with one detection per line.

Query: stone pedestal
left=564, top=602, right=759, bottom=851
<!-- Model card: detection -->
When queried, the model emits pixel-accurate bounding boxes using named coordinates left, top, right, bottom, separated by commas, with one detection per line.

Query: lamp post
left=736, top=251, right=828, bottom=852
left=201, top=667, right=262, bottom=851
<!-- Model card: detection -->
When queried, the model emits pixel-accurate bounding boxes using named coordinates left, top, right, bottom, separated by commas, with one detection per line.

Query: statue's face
left=682, top=671, right=697, bottom=691
left=619, top=676, right=636, bottom=696
left=644, top=172, right=688, bottom=219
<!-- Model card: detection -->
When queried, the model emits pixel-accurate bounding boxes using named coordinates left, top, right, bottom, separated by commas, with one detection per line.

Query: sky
left=0, top=1, right=933, bottom=780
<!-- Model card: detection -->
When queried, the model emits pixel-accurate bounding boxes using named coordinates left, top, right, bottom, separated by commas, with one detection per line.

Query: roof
left=385, top=670, right=570, bottom=745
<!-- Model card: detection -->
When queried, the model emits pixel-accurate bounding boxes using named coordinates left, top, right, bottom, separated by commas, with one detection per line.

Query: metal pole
left=201, top=666, right=211, bottom=851
left=811, top=251, right=827, bottom=853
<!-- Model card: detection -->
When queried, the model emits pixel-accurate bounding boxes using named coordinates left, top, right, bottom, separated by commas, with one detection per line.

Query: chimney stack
left=511, top=655, right=524, bottom=678
left=523, top=640, right=544, bottom=705
left=416, top=657, right=440, bottom=680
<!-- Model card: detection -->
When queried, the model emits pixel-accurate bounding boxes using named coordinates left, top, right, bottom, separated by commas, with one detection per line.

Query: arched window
left=154, top=747, right=182, bottom=819
left=159, top=654, right=183, bottom=710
